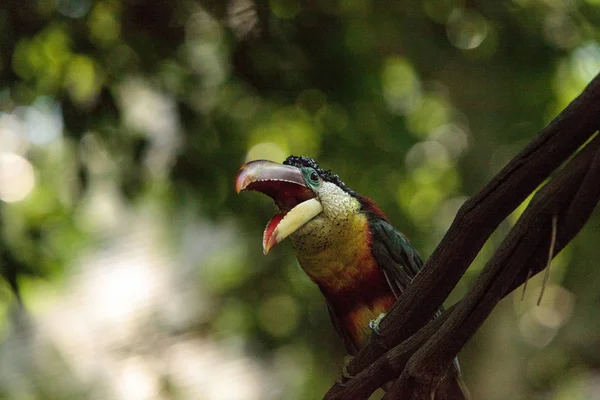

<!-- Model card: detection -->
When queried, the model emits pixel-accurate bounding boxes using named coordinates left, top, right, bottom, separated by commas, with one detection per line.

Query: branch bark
left=324, top=72, right=600, bottom=399
left=384, top=133, right=600, bottom=399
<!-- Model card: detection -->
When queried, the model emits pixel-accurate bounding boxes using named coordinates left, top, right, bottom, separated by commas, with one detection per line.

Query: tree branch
left=324, top=73, right=600, bottom=399
left=384, top=134, right=600, bottom=399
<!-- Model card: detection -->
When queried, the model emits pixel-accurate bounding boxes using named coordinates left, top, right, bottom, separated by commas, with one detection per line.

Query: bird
left=235, top=155, right=467, bottom=399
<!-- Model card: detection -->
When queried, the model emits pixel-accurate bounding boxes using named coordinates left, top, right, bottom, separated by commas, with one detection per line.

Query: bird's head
left=235, top=155, right=374, bottom=254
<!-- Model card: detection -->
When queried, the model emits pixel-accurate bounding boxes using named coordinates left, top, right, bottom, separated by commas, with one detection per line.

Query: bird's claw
left=369, top=312, right=386, bottom=335
left=337, top=355, right=355, bottom=385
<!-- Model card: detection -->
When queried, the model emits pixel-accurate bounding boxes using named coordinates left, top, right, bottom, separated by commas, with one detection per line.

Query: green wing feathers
left=369, top=219, right=423, bottom=299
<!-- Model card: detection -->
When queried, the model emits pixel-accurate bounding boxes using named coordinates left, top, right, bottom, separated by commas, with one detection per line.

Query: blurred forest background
left=0, top=0, right=599, bottom=399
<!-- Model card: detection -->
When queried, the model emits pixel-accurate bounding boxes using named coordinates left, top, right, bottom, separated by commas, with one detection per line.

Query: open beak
left=235, top=160, right=323, bottom=254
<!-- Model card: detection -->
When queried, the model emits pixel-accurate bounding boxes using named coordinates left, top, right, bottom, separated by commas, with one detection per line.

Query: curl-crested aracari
left=235, top=155, right=467, bottom=399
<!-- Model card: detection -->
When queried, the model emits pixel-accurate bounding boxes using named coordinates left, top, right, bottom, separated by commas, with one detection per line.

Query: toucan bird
left=235, top=155, right=467, bottom=399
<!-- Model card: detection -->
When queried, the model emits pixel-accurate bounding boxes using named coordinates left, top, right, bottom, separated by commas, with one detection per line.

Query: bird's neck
left=291, top=209, right=373, bottom=288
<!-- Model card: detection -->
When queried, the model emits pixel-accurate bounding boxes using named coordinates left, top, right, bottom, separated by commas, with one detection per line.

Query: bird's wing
left=370, top=218, right=461, bottom=374
left=369, top=219, right=423, bottom=299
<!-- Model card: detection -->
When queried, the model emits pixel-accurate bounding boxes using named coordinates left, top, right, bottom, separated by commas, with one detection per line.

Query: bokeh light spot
left=446, top=9, right=488, bottom=50
left=118, top=357, right=159, bottom=399
left=432, top=123, right=469, bottom=158
left=435, top=196, right=468, bottom=232
left=249, top=108, right=320, bottom=157
left=0, top=153, right=36, bottom=203
left=518, top=284, right=574, bottom=349
left=118, top=78, right=180, bottom=139
left=246, top=142, right=287, bottom=162
left=24, top=96, right=63, bottom=145
left=12, top=25, right=73, bottom=91
left=58, top=0, right=93, bottom=19
left=405, top=140, right=450, bottom=170
left=572, top=42, right=600, bottom=82
left=552, top=42, right=600, bottom=115
left=85, top=255, right=161, bottom=323
left=407, top=95, right=452, bottom=137
left=65, top=55, right=102, bottom=105
left=381, top=56, right=421, bottom=115
left=89, top=1, right=121, bottom=47
left=407, top=185, right=444, bottom=221
left=0, top=113, right=28, bottom=154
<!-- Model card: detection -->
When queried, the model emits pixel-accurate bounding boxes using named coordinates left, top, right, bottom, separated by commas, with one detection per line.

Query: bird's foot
left=337, top=355, right=355, bottom=385
left=369, top=312, right=387, bottom=335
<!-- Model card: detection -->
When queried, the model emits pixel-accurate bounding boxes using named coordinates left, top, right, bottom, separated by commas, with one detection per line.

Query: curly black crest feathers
left=283, top=155, right=389, bottom=222
left=283, top=155, right=357, bottom=196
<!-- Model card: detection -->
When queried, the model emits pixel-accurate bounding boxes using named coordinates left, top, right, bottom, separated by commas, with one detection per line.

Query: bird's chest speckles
left=291, top=210, right=372, bottom=285
left=290, top=184, right=362, bottom=267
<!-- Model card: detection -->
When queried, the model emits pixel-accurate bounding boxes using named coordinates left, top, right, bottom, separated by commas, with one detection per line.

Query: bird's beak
left=235, top=160, right=323, bottom=254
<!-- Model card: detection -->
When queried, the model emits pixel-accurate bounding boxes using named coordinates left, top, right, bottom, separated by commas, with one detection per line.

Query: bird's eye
left=301, top=167, right=322, bottom=189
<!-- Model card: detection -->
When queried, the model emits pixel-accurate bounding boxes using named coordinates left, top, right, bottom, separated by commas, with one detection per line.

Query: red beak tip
left=234, top=171, right=251, bottom=194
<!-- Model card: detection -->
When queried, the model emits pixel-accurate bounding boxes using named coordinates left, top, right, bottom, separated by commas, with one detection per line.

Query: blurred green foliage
left=0, top=0, right=599, bottom=399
